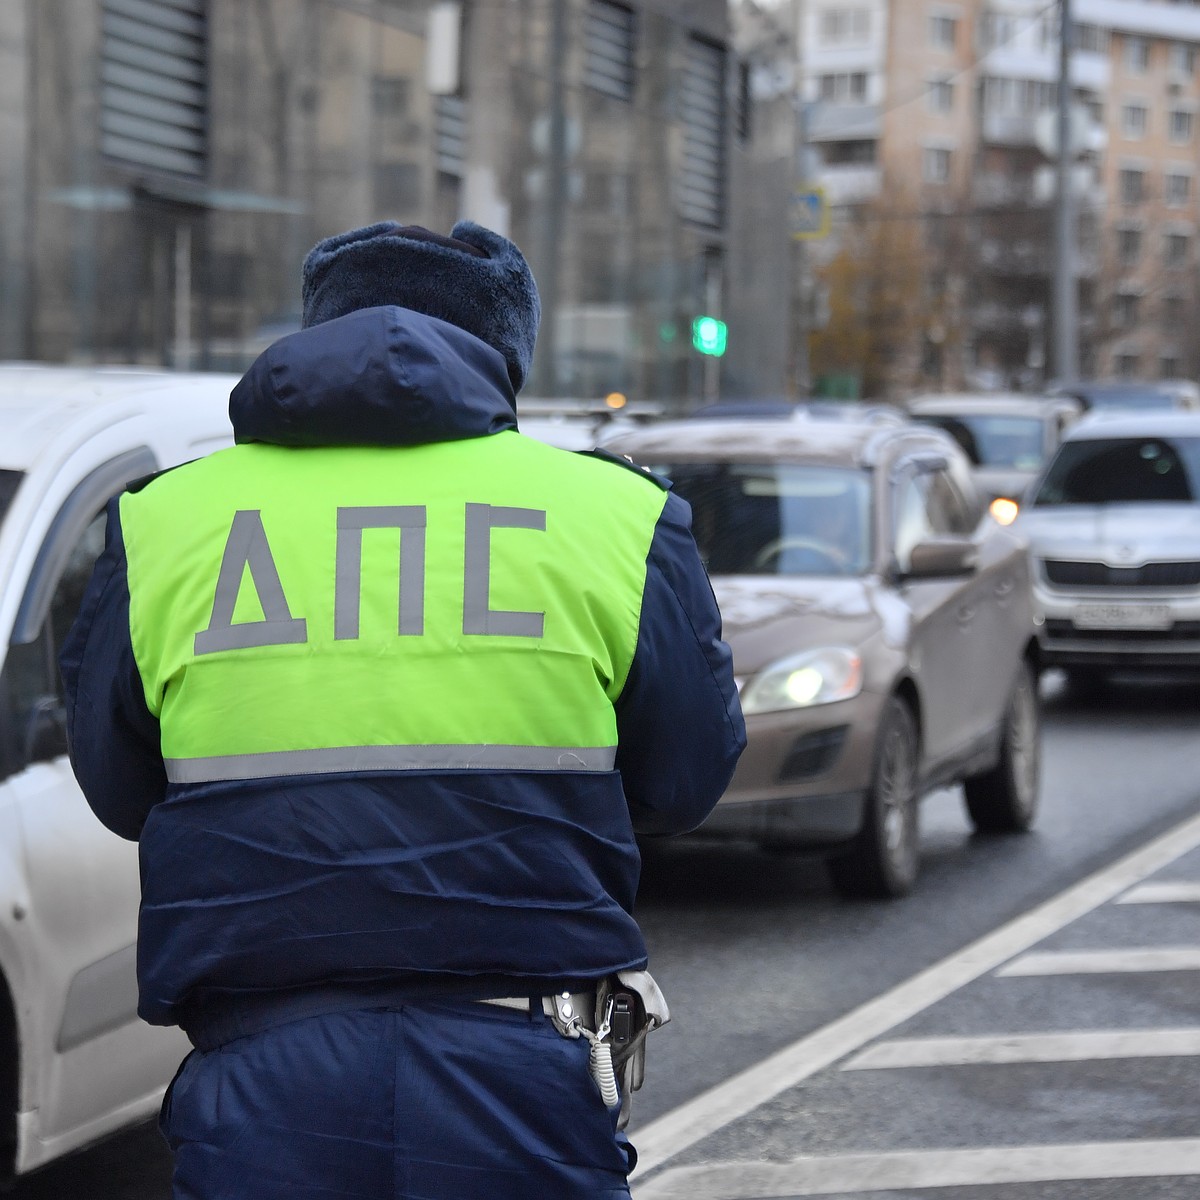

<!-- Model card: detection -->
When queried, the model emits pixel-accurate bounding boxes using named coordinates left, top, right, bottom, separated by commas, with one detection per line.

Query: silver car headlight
left=740, top=647, right=863, bottom=714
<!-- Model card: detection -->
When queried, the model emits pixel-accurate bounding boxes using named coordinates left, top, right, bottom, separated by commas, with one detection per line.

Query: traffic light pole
left=1053, top=0, right=1078, bottom=384
left=792, top=0, right=811, bottom=398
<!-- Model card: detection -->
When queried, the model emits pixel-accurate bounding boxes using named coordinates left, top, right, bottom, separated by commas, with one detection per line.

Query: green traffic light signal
left=692, top=315, right=727, bottom=357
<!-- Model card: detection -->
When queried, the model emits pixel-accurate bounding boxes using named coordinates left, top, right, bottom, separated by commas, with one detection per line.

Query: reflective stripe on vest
left=120, top=432, right=667, bottom=781
left=164, top=743, right=619, bottom=783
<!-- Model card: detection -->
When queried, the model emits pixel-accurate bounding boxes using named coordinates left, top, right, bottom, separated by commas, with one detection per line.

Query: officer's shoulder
left=124, top=456, right=206, bottom=496
left=574, top=447, right=671, bottom=491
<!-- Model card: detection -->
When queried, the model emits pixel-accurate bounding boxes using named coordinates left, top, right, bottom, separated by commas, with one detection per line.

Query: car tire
left=963, top=659, right=1041, bottom=834
left=828, top=696, right=920, bottom=899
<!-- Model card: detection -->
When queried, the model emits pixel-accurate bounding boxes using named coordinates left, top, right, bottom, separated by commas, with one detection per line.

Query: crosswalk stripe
left=842, top=1027, right=1200, bottom=1069
left=632, top=1138, right=1200, bottom=1199
left=998, top=947, right=1200, bottom=976
left=628, top=809, right=1200, bottom=1178
left=1118, top=881, right=1200, bottom=904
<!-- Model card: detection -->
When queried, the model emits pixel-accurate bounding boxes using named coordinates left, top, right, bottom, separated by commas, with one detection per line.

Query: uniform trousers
left=160, top=998, right=636, bottom=1200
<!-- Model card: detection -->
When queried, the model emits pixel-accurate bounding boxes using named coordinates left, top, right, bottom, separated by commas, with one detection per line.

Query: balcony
left=820, top=164, right=882, bottom=205
left=974, top=173, right=1046, bottom=208
left=981, top=112, right=1041, bottom=147
left=808, top=103, right=880, bottom=142
left=978, top=238, right=1049, bottom=276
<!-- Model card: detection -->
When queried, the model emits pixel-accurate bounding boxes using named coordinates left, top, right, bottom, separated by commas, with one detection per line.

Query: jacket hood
left=230, top=305, right=518, bottom=449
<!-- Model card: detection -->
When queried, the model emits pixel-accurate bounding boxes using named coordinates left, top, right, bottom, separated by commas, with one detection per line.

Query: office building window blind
left=681, top=36, right=726, bottom=227
left=586, top=1, right=635, bottom=101
left=434, top=93, right=467, bottom=176
left=101, top=0, right=208, bottom=177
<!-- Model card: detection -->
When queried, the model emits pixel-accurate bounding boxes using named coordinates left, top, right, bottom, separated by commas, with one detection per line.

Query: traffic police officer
left=61, top=221, right=745, bottom=1200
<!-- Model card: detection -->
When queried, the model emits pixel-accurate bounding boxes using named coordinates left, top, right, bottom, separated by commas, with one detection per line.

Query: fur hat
left=301, top=221, right=541, bottom=394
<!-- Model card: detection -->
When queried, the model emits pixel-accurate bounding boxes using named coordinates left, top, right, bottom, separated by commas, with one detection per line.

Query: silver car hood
left=1015, top=503, right=1200, bottom=563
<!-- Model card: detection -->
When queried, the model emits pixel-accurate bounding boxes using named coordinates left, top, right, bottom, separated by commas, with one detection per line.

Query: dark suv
left=602, top=410, right=1041, bottom=898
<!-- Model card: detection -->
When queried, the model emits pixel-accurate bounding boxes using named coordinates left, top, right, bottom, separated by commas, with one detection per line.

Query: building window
left=585, top=1, right=635, bottom=101
left=929, top=13, right=958, bottom=50
left=1161, top=355, right=1181, bottom=378
left=100, top=0, right=208, bottom=177
left=823, top=139, right=876, bottom=164
left=979, top=12, right=1016, bottom=49
left=1114, top=352, right=1140, bottom=378
left=1166, top=172, right=1193, bottom=207
left=1170, top=109, right=1195, bottom=143
left=433, top=93, right=467, bottom=177
left=1037, top=12, right=1054, bottom=51
left=923, top=146, right=951, bottom=183
left=1118, top=226, right=1142, bottom=264
left=1165, top=232, right=1191, bottom=267
left=373, top=162, right=421, bottom=214
left=1113, top=293, right=1140, bottom=328
left=1119, top=168, right=1145, bottom=204
left=1164, top=294, right=1187, bottom=327
left=736, top=59, right=752, bottom=142
left=1074, top=24, right=1110, bottom=54
left=372, top=77, right=411, bottom=120
left=928, top=77, right=954, bottom=113
left=1170, top=43, right=1197, bottom=76
left=818, top=8, right=870, bottom=44
left=981, top=76, right=1056, bottom=115
left=819, top=72, right=868, bottom=102
left=1121, top=103, right=1148, bottom=139
left=1124, top=36, right=1150, bottom=72
left=679, top=36, right=726, bottom=228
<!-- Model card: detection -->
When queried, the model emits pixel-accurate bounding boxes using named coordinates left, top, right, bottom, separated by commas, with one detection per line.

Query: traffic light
left=692, top=315, right=727, bottom=357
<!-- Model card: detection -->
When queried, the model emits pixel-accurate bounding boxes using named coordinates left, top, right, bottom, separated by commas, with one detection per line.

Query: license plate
left=1072, top=604, right=1173, bottom=631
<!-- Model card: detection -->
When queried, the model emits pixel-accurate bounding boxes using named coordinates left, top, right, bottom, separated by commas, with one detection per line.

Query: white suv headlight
left=740, top=647, right=863, bottom=714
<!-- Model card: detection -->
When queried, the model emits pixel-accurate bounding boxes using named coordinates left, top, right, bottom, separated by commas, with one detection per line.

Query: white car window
left=4, top=511, right=106, bottom=771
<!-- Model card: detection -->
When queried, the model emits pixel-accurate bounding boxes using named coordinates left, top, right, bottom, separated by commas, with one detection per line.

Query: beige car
left=603, top=409, right=1041, bottom=898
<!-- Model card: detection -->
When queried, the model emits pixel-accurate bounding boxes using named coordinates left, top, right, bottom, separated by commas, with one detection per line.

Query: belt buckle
left=548, top=990, right=595, bottom=1037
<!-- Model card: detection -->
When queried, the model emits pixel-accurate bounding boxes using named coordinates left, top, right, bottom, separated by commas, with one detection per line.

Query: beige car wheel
left=963, top=660, right=1041, bottom=834
left=828, top=696, right=920, bottom=900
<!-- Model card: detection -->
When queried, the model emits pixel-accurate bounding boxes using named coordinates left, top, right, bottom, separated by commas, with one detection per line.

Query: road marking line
left=633, top=1139, right=1200, bottom=1199
left=998, top=947, right=1200, bottom=976
left=1119, top=881, right=1200, bottom=904
left=842, top=1027, right=1200, bottom=1070
left=630, top=808, right=1200, bottom=1179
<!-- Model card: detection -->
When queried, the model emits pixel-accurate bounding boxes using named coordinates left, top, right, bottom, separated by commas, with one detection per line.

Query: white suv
left=0, top=365, right=235, bottom=1180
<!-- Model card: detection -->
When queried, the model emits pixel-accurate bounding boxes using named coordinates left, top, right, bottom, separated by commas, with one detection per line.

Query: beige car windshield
left=656, top=462, right=872, bottom=577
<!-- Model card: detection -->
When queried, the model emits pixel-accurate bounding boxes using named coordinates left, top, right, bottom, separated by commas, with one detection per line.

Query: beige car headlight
left=740, top=647, right=863, bottom=714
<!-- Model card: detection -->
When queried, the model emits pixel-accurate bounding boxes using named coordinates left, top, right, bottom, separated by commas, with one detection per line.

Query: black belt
left=181, top=978, right=594, bottom=1051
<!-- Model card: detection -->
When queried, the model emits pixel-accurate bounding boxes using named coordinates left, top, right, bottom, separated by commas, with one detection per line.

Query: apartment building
left=0, top=0, right=733, bottom=408
left=793, top=0, right=1200, bottom=392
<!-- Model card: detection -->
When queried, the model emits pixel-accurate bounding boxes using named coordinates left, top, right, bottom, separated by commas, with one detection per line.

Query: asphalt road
left=13, top=672, right=1200, bottom=1199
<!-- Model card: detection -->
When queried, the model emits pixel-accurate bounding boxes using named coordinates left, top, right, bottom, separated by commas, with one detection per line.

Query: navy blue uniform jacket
left=60, top=307, right=745, bottom=1047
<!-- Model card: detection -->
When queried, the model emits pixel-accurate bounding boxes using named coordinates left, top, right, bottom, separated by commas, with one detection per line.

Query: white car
left=1016, top=410, right=1200, bottom=684
left=0, top=364, right=235, bottom=1180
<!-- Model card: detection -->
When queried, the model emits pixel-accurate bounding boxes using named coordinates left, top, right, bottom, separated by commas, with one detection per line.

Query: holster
left=595, top=969, right=670, bottom=1130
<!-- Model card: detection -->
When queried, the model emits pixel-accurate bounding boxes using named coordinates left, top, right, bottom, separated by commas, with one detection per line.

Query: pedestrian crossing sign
left=792, top=186, right=830, bottom=240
